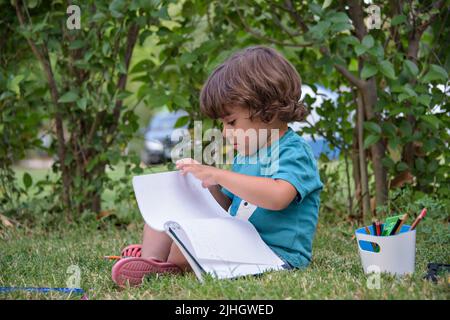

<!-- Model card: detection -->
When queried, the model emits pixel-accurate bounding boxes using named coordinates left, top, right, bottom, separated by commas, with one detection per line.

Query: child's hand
left=176, top=158, right=221, bottom=188
left=175, top=158, right=200, bottom=166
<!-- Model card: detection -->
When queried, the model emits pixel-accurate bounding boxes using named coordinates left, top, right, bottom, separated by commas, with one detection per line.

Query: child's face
left=219, top=105, right=281, bottom=156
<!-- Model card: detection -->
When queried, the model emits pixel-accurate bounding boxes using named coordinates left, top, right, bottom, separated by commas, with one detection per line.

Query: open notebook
left=132, top=171, right=286, bottom=282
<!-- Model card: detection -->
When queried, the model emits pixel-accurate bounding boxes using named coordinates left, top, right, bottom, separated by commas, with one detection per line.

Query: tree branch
left=14, top=0, right=71, bottom=212
left=282, top=0, right=309, bottom=33
left=105, top=22, right=139, bottom=144
left=347, top=0, right=367, bottom=41
left=231, top=0, right=313, bottom=48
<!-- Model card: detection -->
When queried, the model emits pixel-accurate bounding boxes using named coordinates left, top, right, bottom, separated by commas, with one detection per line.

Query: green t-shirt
left=221, top=128, right=323, bottom=268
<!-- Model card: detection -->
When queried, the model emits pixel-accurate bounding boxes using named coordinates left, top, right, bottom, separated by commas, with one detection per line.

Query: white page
left=167, top=222, right=285, bottom=280
left=132, top=171, right=229, bottom=231
left=199, top=259, right=285, bottom=279
left=174, top=217, right=285, bottom=266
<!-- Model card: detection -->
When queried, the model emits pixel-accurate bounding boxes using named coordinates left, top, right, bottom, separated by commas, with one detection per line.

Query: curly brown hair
left=200, top=46, right=308, bottom=123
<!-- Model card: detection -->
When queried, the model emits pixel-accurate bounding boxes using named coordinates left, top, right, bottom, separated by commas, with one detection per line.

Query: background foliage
left=0, top=0, right=449, bottom=227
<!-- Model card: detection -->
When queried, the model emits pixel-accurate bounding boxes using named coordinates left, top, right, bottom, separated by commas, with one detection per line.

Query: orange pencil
left=103, top=255, right=121, bottom=260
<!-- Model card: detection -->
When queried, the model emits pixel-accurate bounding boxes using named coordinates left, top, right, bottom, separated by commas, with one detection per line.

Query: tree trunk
left=361, top=79, right=388, bottom=209
left=352, top=123, right=362, bottom=217
left=356, top=92, right=371, bottom=218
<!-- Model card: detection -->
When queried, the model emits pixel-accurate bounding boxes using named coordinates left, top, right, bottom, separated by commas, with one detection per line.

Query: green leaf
left=415, top=158, right=426, bottom=172
left=147, top=92, right=170, bottom=108
left=402, top=84, right=417, bottom=97
left=420, top=115, right=441, bottom=129
left=27, top=0, right=38, bottom=9
left=391, top=15, right=407, bottom=26
left=403, top=60, right=419, bottom=78
left=130, top=59, right=155, bottom=74
left=378, top=60, right=396, bottom=79
left=58, top=91, right=79, bottom=103
left=102, top=42, right=110, bottom=56
left=363, top=121, right=382, bottom=134
left=109, top=0, right=126, bottom=18
left=417, top=94, right=432, bottom=106
left=421, top=64, right=448, bottom=83
left=361, top=63, right=378, bottom=79
left=174, top=115, right=190, bottom=128
left=362, top=35, right=374, bottom=48
left=329, top=12, right=349, bottom=24
left=308, top=21, right=331, bottom=40
left=0, top=91, right=15, bottom=101
left=399, top=120, right=412, bottom=136
left=173, top=95, right=190, bottom=108
left=427, top=160, right=438, bottom=173
left=331, top=22, right=352, bottom=33
left=117, top=90, right=132, bottom=100
left=354, top=44, right=367, bottom=56
left=76, top=97, right=87, bottom=111
left=7, top=74, right=25, bottom=95
left=363, top=134, right=380, bottom=149
left=69, top=40, right=85, bottom=50
left=179, top=52, right=197, bottom=65
left=381, top=156, right=395, bottom=170
left=396, top=162, right=409, bottom=172
left=23, top=172, right=33, bottom=189
left=367, top=43, right=384, bottom=59
left=381, top=122, right=397, bottom=137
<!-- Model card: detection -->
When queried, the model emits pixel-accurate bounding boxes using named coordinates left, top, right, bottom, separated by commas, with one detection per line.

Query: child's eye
left=227, top=120, right=236, bottom=126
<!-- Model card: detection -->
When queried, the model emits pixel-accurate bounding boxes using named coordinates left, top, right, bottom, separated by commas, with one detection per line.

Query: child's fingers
left=178, top=164, right=197, bottom=175
left=176, top=158, right=199, bottom=166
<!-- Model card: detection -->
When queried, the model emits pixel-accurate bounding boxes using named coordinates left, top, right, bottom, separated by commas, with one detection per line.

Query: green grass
left=0, top=212, right=448, bottom=300
left=1, top=165, right=449, bottom=300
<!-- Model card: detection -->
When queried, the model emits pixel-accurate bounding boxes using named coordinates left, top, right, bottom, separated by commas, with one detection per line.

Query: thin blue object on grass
left=0, top=287, right=85, bottom=294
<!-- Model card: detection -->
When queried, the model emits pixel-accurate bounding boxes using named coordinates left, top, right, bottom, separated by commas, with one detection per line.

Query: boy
left=112, top=46, right=323, bottom=287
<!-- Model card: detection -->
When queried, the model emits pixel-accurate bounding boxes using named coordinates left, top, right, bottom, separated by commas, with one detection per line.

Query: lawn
left=0, top=165, right=449, bottom=300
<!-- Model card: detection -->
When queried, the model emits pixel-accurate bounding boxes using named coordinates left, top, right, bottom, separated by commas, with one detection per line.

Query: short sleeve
left=220, top=155, right=238, bottom=201
left=221, top=186, right=234, bottom=200
left=269, top=142, right=323, bottom=204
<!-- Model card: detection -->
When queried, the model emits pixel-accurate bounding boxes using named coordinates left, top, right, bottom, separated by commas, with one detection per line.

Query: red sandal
left=121, top=244, right=142, bottom=258
left=111, top=257, right=182, bottom=287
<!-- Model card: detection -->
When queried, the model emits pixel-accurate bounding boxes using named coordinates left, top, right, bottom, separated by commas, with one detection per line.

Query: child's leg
left=167, top=242, right=192, bottom=272
left=140, top=223, right=173, bottom=261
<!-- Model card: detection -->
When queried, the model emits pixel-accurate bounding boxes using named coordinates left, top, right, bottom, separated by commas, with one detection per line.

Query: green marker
left=382, top=214, right=403, bottom=236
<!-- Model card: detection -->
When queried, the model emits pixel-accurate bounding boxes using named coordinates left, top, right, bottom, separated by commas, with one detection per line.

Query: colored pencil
left=375, top=221, right=381, bottom=236
left=390, top=213, right=408, bottom=235
left=103, top=255, right=121, bottom=260
left=410, top=208, right=427, bottom=230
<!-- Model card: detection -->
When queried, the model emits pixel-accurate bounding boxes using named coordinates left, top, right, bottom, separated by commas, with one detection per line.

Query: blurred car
left=289, top=84, right=343, bottom=160
left=141, top=110, right=189, bottom=164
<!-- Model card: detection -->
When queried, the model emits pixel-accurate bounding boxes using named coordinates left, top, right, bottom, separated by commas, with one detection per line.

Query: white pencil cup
left=355, top=225, right=416, bottom=276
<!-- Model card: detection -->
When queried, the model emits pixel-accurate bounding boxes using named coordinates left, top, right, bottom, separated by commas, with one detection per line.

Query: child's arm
left=207, top=185, right=232, bottom=211
left=176, top=162, right=297, bottom=211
